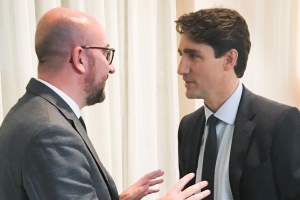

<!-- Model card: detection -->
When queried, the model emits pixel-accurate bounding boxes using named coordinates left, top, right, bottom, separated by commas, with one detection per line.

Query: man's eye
left=188, top=53, right=199, bottom=59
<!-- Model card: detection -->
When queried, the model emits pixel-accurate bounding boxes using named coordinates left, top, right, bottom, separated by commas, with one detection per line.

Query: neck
left=204, top=78, right=239, bottom=113
left=38, top=70, right=86, bottom=109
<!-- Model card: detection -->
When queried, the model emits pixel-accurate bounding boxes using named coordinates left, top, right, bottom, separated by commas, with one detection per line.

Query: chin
left=185, top=91, right=202, bottom=99
left=86, top=89, right=105, bottom=106
left=185, top=91, right=195, bottom=99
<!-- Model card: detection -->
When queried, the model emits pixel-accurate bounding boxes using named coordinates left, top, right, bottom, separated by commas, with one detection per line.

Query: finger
left=147, top=188, right=160, bottom=194
left=181, top=181, right=209, bottom=198
left=144, top=169, right=164, bottom=180
left=135, top=186, right=160, bottom=199
left=186, top=190, right=211, bottom=200
left=138, top=170, right=164, bottom=185
left=149, top=178, right=164, bottom=186
left=172, top=173, right=195, bottom=192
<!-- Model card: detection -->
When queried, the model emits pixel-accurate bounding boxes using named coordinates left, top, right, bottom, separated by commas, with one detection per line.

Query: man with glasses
left=0, top=7, right=210, bottom=200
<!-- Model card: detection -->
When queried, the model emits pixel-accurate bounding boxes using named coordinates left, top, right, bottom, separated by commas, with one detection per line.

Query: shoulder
left=237, top=87, right=300, bottom=136
left=179, top=107, right=204, bottom=131
left=0, top=91, right=77, bottom=156
left=240, top=86, right=298, bottom=118
left=181, top=106, right=204, bottom=122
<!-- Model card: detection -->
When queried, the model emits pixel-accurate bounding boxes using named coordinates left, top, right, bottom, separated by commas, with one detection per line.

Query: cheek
left=97, top=67, right=110, bottom=82
left=193, top=66, right=207, bottom=81
left=96, top=60, right=109, bottom=76
left=193, top=67, right=215, bottom=87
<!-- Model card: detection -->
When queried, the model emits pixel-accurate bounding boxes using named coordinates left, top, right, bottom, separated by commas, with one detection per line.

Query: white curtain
left=2, top=0, right=299, bottom=198
left=181, top=0, right=300, bottom=113
left=0, top=0, right=179, bottom=199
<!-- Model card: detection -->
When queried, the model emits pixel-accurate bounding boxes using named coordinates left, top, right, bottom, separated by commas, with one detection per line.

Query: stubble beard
left=84, top=56, right=106, bottom=106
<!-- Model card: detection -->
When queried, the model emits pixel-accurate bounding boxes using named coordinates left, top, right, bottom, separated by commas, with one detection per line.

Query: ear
left=223, top=49, right=238, bottom=71
left=70, top=46, right=86, bottom=74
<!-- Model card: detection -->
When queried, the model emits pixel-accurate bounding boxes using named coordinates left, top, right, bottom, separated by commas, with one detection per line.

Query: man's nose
left=177, top=58, right=189, bottom=75
left=109, top=63, right=115, bottom=74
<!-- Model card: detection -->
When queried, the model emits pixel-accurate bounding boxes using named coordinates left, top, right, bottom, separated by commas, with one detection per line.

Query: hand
left=158, top=173, right=210, bottom=200
left=120, top=169, right=164, bottom=200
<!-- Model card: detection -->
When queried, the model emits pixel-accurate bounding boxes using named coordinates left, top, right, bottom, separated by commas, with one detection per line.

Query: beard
left=84, top=55, right=106, bottom=106
left=85, top=86, right=106, bottom=106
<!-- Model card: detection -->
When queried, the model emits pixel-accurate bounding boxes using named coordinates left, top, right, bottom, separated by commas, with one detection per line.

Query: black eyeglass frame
left=69, top=46, right=115, bottom=65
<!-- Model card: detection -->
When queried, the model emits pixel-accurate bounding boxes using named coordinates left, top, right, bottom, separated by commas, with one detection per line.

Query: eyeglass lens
left=106, top=51, right=111, bottom=62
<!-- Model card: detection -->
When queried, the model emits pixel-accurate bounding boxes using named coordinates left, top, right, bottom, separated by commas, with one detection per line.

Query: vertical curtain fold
left=1, top=1, right=178, bottom=198
left=1, top=1, right=299, bottom=199
left=120, top=2, right=179, bottom=198
left=155, top=0, right=179, bottom=191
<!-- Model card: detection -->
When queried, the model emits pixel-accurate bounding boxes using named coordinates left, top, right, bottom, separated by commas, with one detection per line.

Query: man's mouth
left=184, top=80, right=194, bottom=88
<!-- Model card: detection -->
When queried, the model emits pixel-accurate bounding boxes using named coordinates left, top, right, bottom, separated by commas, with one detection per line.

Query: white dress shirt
left=196, top=81, right=243, bottom=200
left=36, top=78, right=81, bottom=118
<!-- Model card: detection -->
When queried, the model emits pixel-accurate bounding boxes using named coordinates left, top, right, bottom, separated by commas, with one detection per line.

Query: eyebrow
left=178, top=48, right=200, bottom=54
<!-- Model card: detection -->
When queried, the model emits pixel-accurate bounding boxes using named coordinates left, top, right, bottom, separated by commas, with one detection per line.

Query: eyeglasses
left=69, top=46, right=115, bottom=65
left=82, top=46, right=115, bottom=65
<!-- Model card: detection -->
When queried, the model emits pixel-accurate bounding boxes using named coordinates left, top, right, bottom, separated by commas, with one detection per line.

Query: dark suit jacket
left=0, top=78, right=119, bottom=200
left=178, top=86, right=300, bottom=200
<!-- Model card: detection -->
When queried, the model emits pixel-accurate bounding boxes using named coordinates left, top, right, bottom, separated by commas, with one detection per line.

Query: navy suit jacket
left=0, top=78, right=119, bottom=200
left=178, top=86, right=300, bottom=200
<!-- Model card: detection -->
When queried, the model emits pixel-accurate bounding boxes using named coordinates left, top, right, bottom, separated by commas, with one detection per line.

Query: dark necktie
left=202, top=115, right=219, bottom=200
left=79, top=116, right=87, bottom=132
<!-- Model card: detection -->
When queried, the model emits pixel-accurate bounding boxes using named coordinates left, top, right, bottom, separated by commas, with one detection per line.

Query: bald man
left=0, top=7, right=210, bottom=200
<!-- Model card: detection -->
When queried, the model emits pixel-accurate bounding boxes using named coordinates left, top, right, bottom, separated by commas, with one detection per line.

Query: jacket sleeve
left=178, top=116, right=185, bottom=179
left=272, top=107, right=300, bottom=199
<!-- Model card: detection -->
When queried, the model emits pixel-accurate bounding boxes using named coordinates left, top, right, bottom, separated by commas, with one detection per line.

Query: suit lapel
left=186, top=108, right=206, bottom=187
left=72, top=118, right=110, bottom=180
left=229, top=86, right=256, bottom=200
left=72, top=117, right=118, bottom=200
left=26, top=78, right=118, bottom=199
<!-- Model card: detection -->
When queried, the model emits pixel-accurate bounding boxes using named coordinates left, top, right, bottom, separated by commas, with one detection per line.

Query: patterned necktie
left=202, top=115, right=219, bottom=200
left=79, top=116, right=87, bottom=132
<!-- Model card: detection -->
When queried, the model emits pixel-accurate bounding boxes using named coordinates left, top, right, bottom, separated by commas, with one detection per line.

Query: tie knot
left=79, top=116, right=87, bottom=132
left=208, top=115, right=219, bottom=127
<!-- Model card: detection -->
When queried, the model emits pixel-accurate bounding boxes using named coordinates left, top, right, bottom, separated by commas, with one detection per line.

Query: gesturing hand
left=120, top=169, right=164, bottom=200
left=158, top=173, right=211, bottom=200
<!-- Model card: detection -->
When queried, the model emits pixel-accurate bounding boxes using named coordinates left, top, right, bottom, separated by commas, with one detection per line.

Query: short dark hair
left=175, top=8, right=251, bottom=78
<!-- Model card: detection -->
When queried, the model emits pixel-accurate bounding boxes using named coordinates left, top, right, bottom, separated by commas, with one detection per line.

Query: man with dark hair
left=0, top=7, right=211, bottom=200
left=176, top=7, right=300, bottom=200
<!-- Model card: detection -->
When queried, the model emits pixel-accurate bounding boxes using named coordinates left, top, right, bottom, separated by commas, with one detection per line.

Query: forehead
left=178, top=34, right=197, bottom=49
left=178, top=34, right=213, bottom=54
left=94, top=27, right=108, bottom=46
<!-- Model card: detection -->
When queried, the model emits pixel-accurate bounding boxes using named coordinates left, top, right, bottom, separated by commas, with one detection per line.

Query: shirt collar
left=36, top=78, right=81, bottom=118
left=204, top=81, right=243, bottom=125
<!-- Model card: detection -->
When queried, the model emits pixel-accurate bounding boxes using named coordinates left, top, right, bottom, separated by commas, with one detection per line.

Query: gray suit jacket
left=178, top=86, right=300, bottom=200
left=0, top=78, right=119, bottom=200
